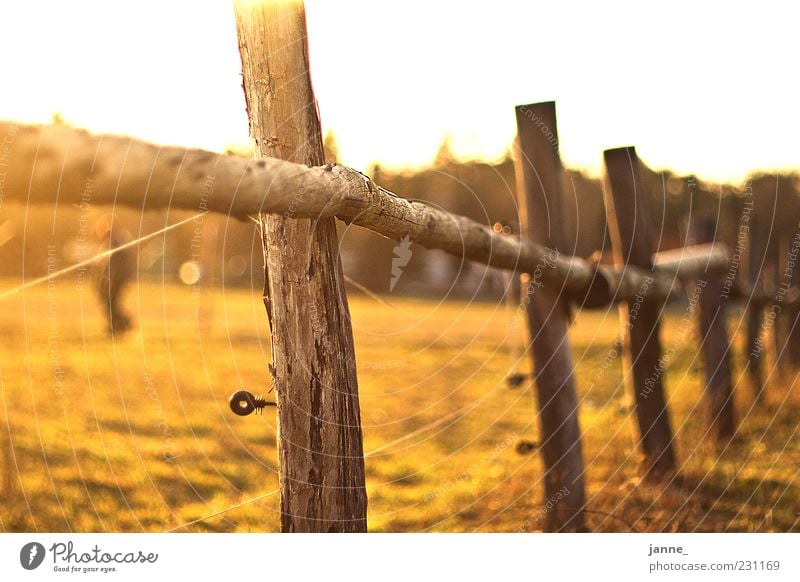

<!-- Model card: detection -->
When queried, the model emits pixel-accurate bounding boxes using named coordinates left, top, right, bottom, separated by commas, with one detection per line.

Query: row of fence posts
left=3, top=1, right=797, bottom=535
left=513, top=101, right=799, bottom=531
left=201, top=1, right=800, bottom=532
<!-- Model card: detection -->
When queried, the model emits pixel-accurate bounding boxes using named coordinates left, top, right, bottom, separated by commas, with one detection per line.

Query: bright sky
left=0, top=0, right=797, bottom=183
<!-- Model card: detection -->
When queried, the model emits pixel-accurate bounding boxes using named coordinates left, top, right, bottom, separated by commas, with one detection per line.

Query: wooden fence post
left=744, top=215, right=766, bottom=403
left=233, top=0, right=368, bottom=532
left=691, top=214, right=736, bottom=444
left=778, top=232, right=800, bottom=372
left=770, top=240, right=789, bottom=378
left=514, top=102, right=585, bottom=531
left=603, top=147, right=677, bottom=479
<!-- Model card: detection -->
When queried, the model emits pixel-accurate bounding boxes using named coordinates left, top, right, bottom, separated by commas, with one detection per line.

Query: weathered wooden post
left=744, top=214, right=766, bottom=403
left=691, top=213, right=736, bottom=444
left=769, top=238, right=791, bottom=380
left=603, top=147, right=676, bottom=479
left=233, top=0, right=367, bottom=532
left=514, top=101, right=585, bottom=531
left=778, top=232, right=800, bottom=372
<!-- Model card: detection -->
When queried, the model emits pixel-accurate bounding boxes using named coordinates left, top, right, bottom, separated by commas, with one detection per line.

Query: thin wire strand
left=343, top=274, right=399, bottom=311
left=164, top=487, right=281, bottom=532
left=0, top=209, right=279, bottom=531
left=365, top=405, right=469, bottom=457
left=0, top=213, right=205, bottom=301
left=341, top=274, right=478, bottom=458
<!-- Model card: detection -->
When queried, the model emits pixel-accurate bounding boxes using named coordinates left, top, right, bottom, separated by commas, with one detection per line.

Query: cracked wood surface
left=0, top=119, right=729, bottom=308
left=233, top=0, right=366, bottom=531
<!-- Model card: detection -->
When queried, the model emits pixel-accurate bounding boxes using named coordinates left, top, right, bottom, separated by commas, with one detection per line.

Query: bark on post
left=744, top=215, right=765, bottom=403
left=514, top=102, right=585, bottom=531
left=233, top=0, right=367, bottom=532
left=692, top=215, right=736, bottom=444
left=0, top=119, right=730, bottom=308
left=778, top=232, right=800, bottom=372
left=768, top=237, right=795, bottom=380
left=603, top=146, right=676, bottom=480
left=697, top=280, right=737, bottom=442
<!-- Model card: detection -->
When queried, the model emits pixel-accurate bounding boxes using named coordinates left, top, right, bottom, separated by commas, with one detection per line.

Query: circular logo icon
left=19, top=542, right=46, bottom=570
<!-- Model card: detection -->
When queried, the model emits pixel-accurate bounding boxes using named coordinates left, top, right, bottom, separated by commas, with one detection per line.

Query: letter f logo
left=20, top=542, right=46, bottom=570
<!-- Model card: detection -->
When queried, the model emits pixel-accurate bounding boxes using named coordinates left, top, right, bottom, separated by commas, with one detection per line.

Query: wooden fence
left=1, top=0, right=797, bottom=532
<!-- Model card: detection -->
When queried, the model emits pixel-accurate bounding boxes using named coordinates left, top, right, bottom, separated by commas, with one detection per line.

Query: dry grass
left=0, top=277, right=797, bottom=532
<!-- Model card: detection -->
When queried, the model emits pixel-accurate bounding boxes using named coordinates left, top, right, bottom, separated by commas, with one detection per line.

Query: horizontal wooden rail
left=653, top=244, right=798, bottom=306
left=652, top=243, right=730, bottom=279
left=0, top=120, right=728, bottom=306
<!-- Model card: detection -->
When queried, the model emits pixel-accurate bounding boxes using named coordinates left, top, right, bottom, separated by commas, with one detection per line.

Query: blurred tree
left=51, top=112, right=70, bottom=126
left=323, top=129, right=339, bottom=165
left=433, top=135, right=456, bottom=168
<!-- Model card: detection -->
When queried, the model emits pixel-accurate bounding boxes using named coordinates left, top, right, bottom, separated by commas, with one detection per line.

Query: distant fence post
left=769, top=239, right=792, bottom=379
left=778, top=231, right=800, bottom=372
left=514, top=101, right=585, bottom=531
left=603, top=147, right=677, bottom=479
left=691, top=213, right=736, bottom=444
left=233, top=0, right=367, bottom=532
left=744, top=215, right=766, bottom=403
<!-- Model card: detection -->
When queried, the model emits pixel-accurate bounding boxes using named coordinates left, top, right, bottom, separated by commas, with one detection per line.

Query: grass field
left=0, top=277, right=797, bottom=532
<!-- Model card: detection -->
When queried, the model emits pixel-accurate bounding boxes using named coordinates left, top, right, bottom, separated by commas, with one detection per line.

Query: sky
left=0, top=0, right=797, bottom=183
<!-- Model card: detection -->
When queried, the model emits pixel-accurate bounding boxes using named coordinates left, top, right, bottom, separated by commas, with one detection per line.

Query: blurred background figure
left=94, top=216, right=134, bottom=336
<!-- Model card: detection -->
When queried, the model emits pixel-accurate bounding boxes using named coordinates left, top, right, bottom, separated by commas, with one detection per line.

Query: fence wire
left=0, top=213, right=206, bottom=301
